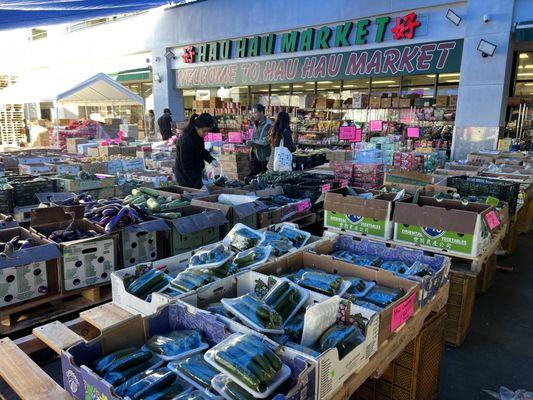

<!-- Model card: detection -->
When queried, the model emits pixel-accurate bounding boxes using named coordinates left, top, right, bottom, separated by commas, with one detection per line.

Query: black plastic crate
left=447, top=175, right=520, bottom=214
left=0, top=184, right=14, bottom=213
left=9, top=176, right=57, bottom=207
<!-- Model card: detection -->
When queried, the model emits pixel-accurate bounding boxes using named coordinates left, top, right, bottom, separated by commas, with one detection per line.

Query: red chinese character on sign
left=182, top=46, right=196, bottom=63
left=391, top=12, right=421, bottom=40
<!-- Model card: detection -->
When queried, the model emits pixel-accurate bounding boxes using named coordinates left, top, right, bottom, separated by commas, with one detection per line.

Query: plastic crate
left=9, top=176, right=57, bottom=207
left=0, top=184, right=14, bottom=213
left=447, top=175, right=520, bottom=214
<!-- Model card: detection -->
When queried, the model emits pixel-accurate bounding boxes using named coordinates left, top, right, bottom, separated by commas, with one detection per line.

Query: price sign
left=339, top=126, right=356, bottom=140
left=390, top=291, right=416, bottom=332
left=228, top=131, right=243, bottom=143
left=484, top=210, right=501, bottom=231
left=321, top=183, right=331, bottom=193
left=296, top=199, right=311, bottom=213
left=407, top=127, right=420, bottom=138
left=370, top=120, right=383, bottom=132
left=340, top=178, right=350, bottom=187
left=349, top=128, right=363, bottom=143
left=211, top=132, right=223, bottom=142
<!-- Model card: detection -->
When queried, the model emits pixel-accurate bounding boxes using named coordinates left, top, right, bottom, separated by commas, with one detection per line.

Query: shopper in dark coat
left=157, top=108, right=173, bottom=140
left=267, top=111, right=296, bottom=171
left=175, top=113, right=219, bottom=189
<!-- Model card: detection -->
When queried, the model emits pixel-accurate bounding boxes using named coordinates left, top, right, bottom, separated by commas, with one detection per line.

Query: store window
left=514, top=52, right=533, bottom=97
left=402, top=74, right=436, bottom=98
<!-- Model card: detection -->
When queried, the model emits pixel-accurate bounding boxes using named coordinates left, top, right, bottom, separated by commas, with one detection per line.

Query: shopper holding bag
left=267, top=111, right=296, bottom=171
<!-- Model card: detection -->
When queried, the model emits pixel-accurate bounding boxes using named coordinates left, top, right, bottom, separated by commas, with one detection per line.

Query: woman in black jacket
left=175, top=113, right=219, bottom=189
left=267, top=111, right=296, bottom=170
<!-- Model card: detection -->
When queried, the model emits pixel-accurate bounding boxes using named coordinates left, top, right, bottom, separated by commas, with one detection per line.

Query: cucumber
left=241, top=335, right=282, bottom=373
left=264, top=281, right=290, bottom=305
left=93, top=347, right=136, bottom=374
left=131, top=195, right=148, bottom=205
left=225, top=380, right=255, bottom=400
left=104, top=361, right=150, bottom=387
left=147, top=197, right=161, bottom=212
left=142, top=380, right=185, bottom=400
left=126, top=269, right=164, bottom=298
left=225, top=346, right=270, bottom=384
left=214, top=350, right=263, bottom=392
left=240, top=295, right=271, bottom=323
left=171, top=355, right=219, bottom=389
left=160, top=200, right=189, bottom=211
left=131, top=368, right=176, bottom=400
left=105, top=350, right=152, bottom=374
left=139, top=187, right=164, bottom=197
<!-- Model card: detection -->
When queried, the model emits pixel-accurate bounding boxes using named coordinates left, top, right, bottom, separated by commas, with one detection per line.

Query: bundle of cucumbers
left=190, top=243, right=232, bottom=267
left=211, top=260, right=240, bottom=278
left=145, top=330, right=205, bottom=359
left=318, top=324, right=365, bottom=359
left=92, top=347, right=153, bottom=388
left=171, top=269, right=216, bottom=293
left=123, top=187, right=189, bottom=219
left=233, top=246, right=267, bottom=269
left=260, top=231, right=292, bottom=257
left=343, top=278, right=375, bottom=302
left=226, top=294, right=283, bottom=330
left=294, top=271, right=343, bottom=296
left=117, top=366, right=181, bottom=400
left=361, top=284, right=404, bottom=308
left=125, top=269, right=172, bottom=300
left=277, top=227, right=308, bottom=248
left=211, top=334, right=283, bottom=393
left=216, top=375, right=255, bottom=400
left=169, top=353, right=219, bottom=392
left=228, top=228, right=262, bottom=251
left=263, top=280, right=301, bottom=321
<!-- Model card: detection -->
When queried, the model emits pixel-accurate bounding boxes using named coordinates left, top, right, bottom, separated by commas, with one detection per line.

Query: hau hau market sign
left=175, top=39, right=463, bottom=88
left=180, top=12, right=422, bottom=64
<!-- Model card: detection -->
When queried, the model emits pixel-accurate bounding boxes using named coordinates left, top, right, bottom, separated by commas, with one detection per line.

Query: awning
left=515, top=20, right=533, bottom=42
left=0, top=1, right=200, bottom=30
left=57, top=73, right=144, bottom=105
left=113, top=68, right=152, bottom=83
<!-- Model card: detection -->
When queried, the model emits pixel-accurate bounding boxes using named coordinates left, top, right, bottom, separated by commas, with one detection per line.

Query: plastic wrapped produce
left=297, top=271, right=343, bottom=296
left=190, top=243, right=233, bottom=268
left=318, top=324, right=365, bottom=358
left=144, top=330, right=207, bottom=359
left=171, top=269, right=216, bottom=293
left=222, top=294, right=283, bottom=331
left=168, top=353, right=219, bottom=391
left=362, top=285, right=404, bottom=308
left=228, top=227, right=263, bottom=251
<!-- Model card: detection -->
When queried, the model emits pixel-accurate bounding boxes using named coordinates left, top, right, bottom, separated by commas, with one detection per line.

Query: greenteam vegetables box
left=392, top=196, right=494, bottom=257
left=324, top=187, right=409, bottom=240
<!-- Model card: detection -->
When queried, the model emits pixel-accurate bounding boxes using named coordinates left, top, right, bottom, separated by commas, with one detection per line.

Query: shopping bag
left=273, top=138, right=293, bottom=171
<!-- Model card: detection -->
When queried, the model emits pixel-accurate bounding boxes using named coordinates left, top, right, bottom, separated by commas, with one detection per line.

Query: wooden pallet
left=476, top=253, right=497, bottom=294
left=323, top=224, right=506, bottom=273
left=0, top=284, right=111, bottom=336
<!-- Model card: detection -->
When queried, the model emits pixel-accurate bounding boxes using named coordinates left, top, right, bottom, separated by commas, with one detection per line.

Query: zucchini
left=225, top=379, right=255, bottom=400
left=224, top=345, right=269, bottom=384
left=170, top=354, right=219, bottom=389
left=240, top=335, right=281, bottom=373
left=152, top=212, right=182, bottom=219
left=264, top=281, right=290, bottom=305
left=213, top=350, right=263, bottom=392
left=147, top=197, right=161, bottom=212
left=142, top=380, right=185, bottom=400
left=93, top=347, right=136, bottom=374
left=139, top=187, right=164, bottom=197
left=131, top=368, right=176, bottom=400
left=104, top=361, right=150, bottom=387
left=126, top=269, right=163, bottom=297
left=105, top=350, right=152, bottom=374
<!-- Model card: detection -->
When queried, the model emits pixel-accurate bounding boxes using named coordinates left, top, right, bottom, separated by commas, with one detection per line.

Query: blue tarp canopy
left=0, top=1, right=196, bottom=30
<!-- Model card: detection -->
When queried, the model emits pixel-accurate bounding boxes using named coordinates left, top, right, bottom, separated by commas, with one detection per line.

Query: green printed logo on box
left=325, top=211, right=386, bottom=238
left=395, top=224, right=474, bottom=254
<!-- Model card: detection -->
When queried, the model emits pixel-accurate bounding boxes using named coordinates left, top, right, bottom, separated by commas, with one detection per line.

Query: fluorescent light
left=292, top=85, right=304, bottom=88
left=317, top=81, right=334, bottom=84
left=332, top=85, right=341, bottom=88
left=426, top=75, right=436, bottom=78
left=372, top=80, right=396, bottom=84
left=524, top=83, right=533, bottom=86
left=524, top=65, right=533, bottom=69
left=520, top=53, right=529, bottom=59
left=439, top=73, right=460, bottom=77
left=442, top=79, right=460, bottom=83
left=278, top=85, right=290, bottom=89
left=518, top=72, right=533, bottom=77
left=387, top=84, right=398, bottom=87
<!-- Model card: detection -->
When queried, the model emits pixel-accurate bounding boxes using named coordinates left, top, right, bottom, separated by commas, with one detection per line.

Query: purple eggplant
left=105, top=206, right=130, bottom=233
left=99, top=215, right=114, bottom=226
left=102, top=208, right=118, bottom=217
left=18, top=240, right=31, bottom=250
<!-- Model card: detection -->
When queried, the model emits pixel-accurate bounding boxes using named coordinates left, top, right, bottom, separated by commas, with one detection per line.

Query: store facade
left=150, top=0, right=533, bottom=160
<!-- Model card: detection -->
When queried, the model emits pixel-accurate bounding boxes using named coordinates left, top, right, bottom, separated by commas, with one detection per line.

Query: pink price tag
left=211, top=132, right=223, bottom=142
left=339, top=126, right=356, bottom=140
left=321, top=183, right=331, bottom=193
left=390, top=291, right=416, bottom=332
left=370, top=120, right=383, bottom=132
left=228, top=131, right=243, bottom=143
left=246, top=128, right=253, bottom=140
left=484, top=210, right=501, bottom=230
left=349, top=128, right=362, bottom=143
left=340, top=179, right=350, bottom=187
left=407, top=127, right=420, bottom=138
left=296, top=200, right=311, bottom=213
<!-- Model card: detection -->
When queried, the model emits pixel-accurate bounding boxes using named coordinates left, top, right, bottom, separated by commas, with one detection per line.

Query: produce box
left=30, top=207, right=118, bottom=292
left=66, top=137, right=87, bottom=154
left=106, top=159, right=123, bottom=175
left=18, top=163, right=53, bottom=175
left=121, top=157, right=145, bottom=172
left=191, top=194, right=267, bottom=237
left=120, top=219, right=170, bottom=268
left=309, top=236, right=450, bottom=306
left=392, top=196, right=495, bottom=257
left=0, top=227, right=61, bottom=308
left=78, top=142, right=99, bottom=155
left=61, top=301, right=315, bottom=400
left=17, top=156, right=49, bottom=165
left=324, top=187, right=409, bottom=240
left=55, top=174, right=116, bottom=192
left=162, top=205, right=226, bottom=255
left=99, top=146, right=121, bottom=157
left=9, top=176, right=56, bottom=207
left=257, top=251, right=419, bottom=346
left=80, top=161, right=109, bottom=174
left=48, top=162, right=81, bottom=175
left=87, top=147, right=100, bottom=158
left=183, top=269, right=377, bottom=400
left=83, top=187, right=116, bottom=200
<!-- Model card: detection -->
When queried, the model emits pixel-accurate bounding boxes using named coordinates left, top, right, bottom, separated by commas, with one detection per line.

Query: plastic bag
left=484, top=387, right=533, bottom=400
left=171, top=269, right=216, bottom=293
left=297, top=271, right=343, bottom=296
left=318, top=324, right=365, bottom=358
left=363, top=285, right=404, bottom=308
left=222, top=293, right=283, bottom=331
left=301, top=296, right=340, bottom=348
left=273, top=138, right=293, bottom=172
left=144, top=330, right=206, bottom=360
left=168, top=353, right=219, bottom=391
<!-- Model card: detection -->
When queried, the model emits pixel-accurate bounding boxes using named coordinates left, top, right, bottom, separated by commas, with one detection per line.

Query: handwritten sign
left=228, top=131, right=243, bottom=143
left=407, top=127, right=420, bottom=138
left=370, top=120, right=383, bottom=132
left=321, top=183, right=331, bottom=193
left=211, top=132, right=222, bottom=141
left=349, top=128, right=362, bottom=143
left=339, top=126, right=356, bottom=140
left=296, top=199, right=311, bottom=214
left=340, top=178, right=350, bottom=187
left=390, top=291, right=416, bottom=332
left=484, top=210, right=501, bottom=230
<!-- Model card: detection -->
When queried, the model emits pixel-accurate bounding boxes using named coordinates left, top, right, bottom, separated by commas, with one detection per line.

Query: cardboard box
left=80, top=161, right=108, bottom=175
left=30, top=207, right=118, bottom=291
left=324, top=187, right=409, bottom=240
left=309, top=237, right=449, bottom=306
left=380, top=97, right=392, bottom=108
left=98, top=146, right=121, bottom=157
left=466, top=152, right=498, bottom=165
left=399, top=98, right=413, bottom=108
left=191, top=194, right=267, bottom=236
left=392, top=196, right=494, bottom=257
left=369, top=96, right=381, bottom=108
left=0, top=227, right=61, bottom=308
left=61, top=301, right=315, bottom=400
left=120, top=147, right=138, bottom=157
left=315, top=98, right=335, bottom=109
left=18, top=163, right=53, bottom=175
left=161, top=205, right=226, bottom=254
left=66, top=138, right=88, bottom=154
left=351, top=93, right=369, bottom=109
left=121, top=158, right=145, bottom=172
left=120, top=219, right=170, bottom=268
left=86, top=147, right=100, bottom=158
left=55, top=175, right=116, bottom=192
left=449, top=95, right=458, bottom=106
left=17, top=156, right=49, bottom=165
left=48, top=162, right=81, bottom=175
left=106, top=159, right=123, bottom=175
left=209, top=97, right=223, bottom=108
left=120, top=124, right=139, bottom=139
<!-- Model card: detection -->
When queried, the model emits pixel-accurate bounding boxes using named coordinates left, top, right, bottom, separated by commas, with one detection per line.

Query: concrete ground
left=0, top=233, right=531, bottom=399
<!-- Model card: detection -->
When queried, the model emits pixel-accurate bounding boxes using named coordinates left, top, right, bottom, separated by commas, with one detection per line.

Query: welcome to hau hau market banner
left=174, top=39, right=463, bottom=88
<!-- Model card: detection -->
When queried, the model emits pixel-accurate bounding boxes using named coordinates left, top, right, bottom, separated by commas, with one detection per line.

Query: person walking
left=267, top=111, right=296, bottom=171
left=249, top=104, right=272, bottom=174
left=175, top=113, right=220, bottom=189
left=147, top=109, right=155, bottom=139
left=157, top=108, right=173, bottom=140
